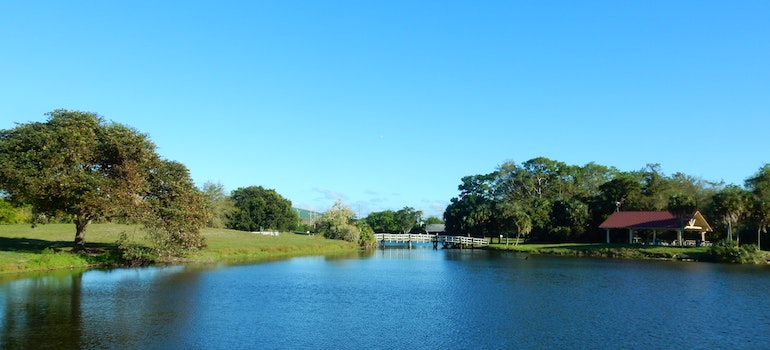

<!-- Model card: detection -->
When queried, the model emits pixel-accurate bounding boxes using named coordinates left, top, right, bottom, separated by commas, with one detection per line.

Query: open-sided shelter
left=599, top=211, right=713, bottom=245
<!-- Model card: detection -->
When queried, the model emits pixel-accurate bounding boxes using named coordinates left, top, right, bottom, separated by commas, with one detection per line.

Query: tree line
left=202, top=183, right=441, bottom=248
left=443, top=157, right=770, bottom=248
left=4, top=111, right=766, bottom=254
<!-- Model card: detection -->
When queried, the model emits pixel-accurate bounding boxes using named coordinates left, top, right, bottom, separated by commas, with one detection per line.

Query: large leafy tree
left=444, top=173, right=495, bottom=236
left=667, top=194, right=696, bottom=221
left=394, top=206, right=422, bottom=234
left=365, top=210, right=398, bottom=233
left=227, top=186, right=298, bottom=232
left=639, top=164, right=675, bottom=210
left=0, top=110, right=161, bottom=250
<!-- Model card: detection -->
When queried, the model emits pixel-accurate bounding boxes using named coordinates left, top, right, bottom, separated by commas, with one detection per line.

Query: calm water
left=2, top=248, right=770, bottom=349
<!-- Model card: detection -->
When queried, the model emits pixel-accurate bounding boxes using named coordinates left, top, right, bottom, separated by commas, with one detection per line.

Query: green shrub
left=709, top=240, right=765, bottom=264
left=117, top=232, right=156, bottom=266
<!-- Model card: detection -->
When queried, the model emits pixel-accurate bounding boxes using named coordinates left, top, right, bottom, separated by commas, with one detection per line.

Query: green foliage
left=227, top=186, right=298, bottom=232
left=364, top=208, right=424, bottom=235
left=0, top=198, right=29, bottom=224
left=551, top=199, right=588, bottom=237
left=708, top=240, right=766, bottom=264
left=356, top=220, right=377, bottom=249
left=365, top=210, right=398, bottom=233
left=710, top=184, right=750, bottom=242
left=316, top=200, right=360, bottom=244
left=395, top=207, right=422, bottom=234
left=423, top=216, right=443, bottom=225
left=667, top=194, right=696, bottom=219
left=745, top=164, right=770, bottom=247
left=201, top=181, right=235, bottom=228
left=117, top=231, right=156, bottom=266
left=0, top=110, right=158, bottom=249
left=445, top=157, right=726, bottom=243
left=141, top=160, right=208, bottom=256
left=444, top=173, right=496, bottom=236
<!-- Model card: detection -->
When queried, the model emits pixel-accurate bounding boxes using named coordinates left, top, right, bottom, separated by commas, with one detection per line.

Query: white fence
left=374, top=233, right=488, bottom=247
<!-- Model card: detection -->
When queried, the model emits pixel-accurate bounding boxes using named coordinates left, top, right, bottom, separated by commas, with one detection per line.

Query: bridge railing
left=374, top=233, right=436, bottom=243
left=374, top=233, right=488, bottom=246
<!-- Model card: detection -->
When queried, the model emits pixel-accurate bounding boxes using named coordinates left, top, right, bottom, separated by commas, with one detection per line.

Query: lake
left=2, top=247, right=770, bottom=349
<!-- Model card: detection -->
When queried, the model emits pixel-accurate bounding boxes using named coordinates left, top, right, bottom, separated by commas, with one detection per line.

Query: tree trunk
left=758, top=227, right=762, bottom=250
left=74, top=214, right=90, bottom=252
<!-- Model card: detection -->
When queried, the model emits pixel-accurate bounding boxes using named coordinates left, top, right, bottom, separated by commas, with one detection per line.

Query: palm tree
left=712, top=185, right=748, bottom=242
left=513, top=211, right=532, bottom=246
left=746, top=164, right=770, bottom=249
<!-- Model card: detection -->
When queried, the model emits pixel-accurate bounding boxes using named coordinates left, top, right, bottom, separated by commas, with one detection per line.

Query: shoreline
left=0, top=223, right=359, bottom=278
left=486, top=242, right=770, bottom=264
left=3, top=224, right=769, bottom=279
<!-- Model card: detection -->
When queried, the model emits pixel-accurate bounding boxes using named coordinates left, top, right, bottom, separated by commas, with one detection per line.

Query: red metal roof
left=599, top=211, right=711, bottom=232
left=599, top=211, right=713, bottom=231
left=599, top=211, right=678, bottom=229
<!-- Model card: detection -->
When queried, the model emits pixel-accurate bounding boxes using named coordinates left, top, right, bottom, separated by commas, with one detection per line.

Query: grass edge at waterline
left=0, top=223, right=359, bottom=275
left=487, top=242, right=770, bottom=263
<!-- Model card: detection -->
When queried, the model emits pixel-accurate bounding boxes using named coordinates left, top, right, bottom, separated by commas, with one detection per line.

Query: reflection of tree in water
left=1, top=272, right=83, bottom=349
left=0, top=266, right=201, bottom=349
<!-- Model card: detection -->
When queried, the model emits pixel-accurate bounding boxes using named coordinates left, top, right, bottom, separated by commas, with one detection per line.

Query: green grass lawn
left=0, top=223, right=358, bottom=274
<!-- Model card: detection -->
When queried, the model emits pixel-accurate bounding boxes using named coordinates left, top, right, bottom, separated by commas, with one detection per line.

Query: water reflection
left=0, top=266, right=198, bottom=349
left=2, top=251, right=770, bottom=349
left=1, top=271, right=84, bottom=349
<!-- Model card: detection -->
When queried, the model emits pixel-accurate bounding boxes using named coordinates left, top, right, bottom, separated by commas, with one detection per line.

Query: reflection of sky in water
left=81, top=265, right=185, bottom=285
left=2, top=252, right=770, bottom=349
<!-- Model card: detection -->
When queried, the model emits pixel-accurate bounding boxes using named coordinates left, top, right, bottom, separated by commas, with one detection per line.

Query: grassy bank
left=488, top=242, right=770, bottom=263
left=0, top=223, right=358, bottom=274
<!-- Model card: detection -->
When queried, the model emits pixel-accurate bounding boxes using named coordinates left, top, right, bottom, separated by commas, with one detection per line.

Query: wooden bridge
left=374, top=233, right=488, bottom=249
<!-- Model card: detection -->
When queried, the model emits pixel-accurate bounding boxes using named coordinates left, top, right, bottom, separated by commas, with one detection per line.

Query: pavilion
left=599, top=210, right=713, bottom=245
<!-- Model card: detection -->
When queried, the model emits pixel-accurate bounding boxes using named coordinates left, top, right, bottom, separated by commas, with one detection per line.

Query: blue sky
left=2, top=1, right=768, bottom=218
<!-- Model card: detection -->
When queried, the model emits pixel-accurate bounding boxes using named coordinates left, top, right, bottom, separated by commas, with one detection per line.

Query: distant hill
left=293, top=207, right=322, bottom=220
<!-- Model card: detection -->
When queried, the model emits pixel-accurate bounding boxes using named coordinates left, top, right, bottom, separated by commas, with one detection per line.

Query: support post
left=606, top=229, right=610, bottom=244
left=628, top=229, right=633, bottom=244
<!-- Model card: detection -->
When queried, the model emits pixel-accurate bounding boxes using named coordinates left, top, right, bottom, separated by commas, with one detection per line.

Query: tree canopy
left=365, top=210, right=398, bottom=233
left=0, top=110, right=205, bottom=252
left=201, top=181, right=235, bottom=229
left=394, top=207, right=422, bottom=234
left=316, top=200, right=361, bottom=244
left=140, top=159, right=208, bottom=255
left=443, top=157, right=748, bottom=244
left=227, top=186, right=298, bottom=232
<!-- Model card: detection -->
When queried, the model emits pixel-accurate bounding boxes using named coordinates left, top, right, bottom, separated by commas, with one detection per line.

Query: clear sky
left=2, top=1, right=768, bottom=218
